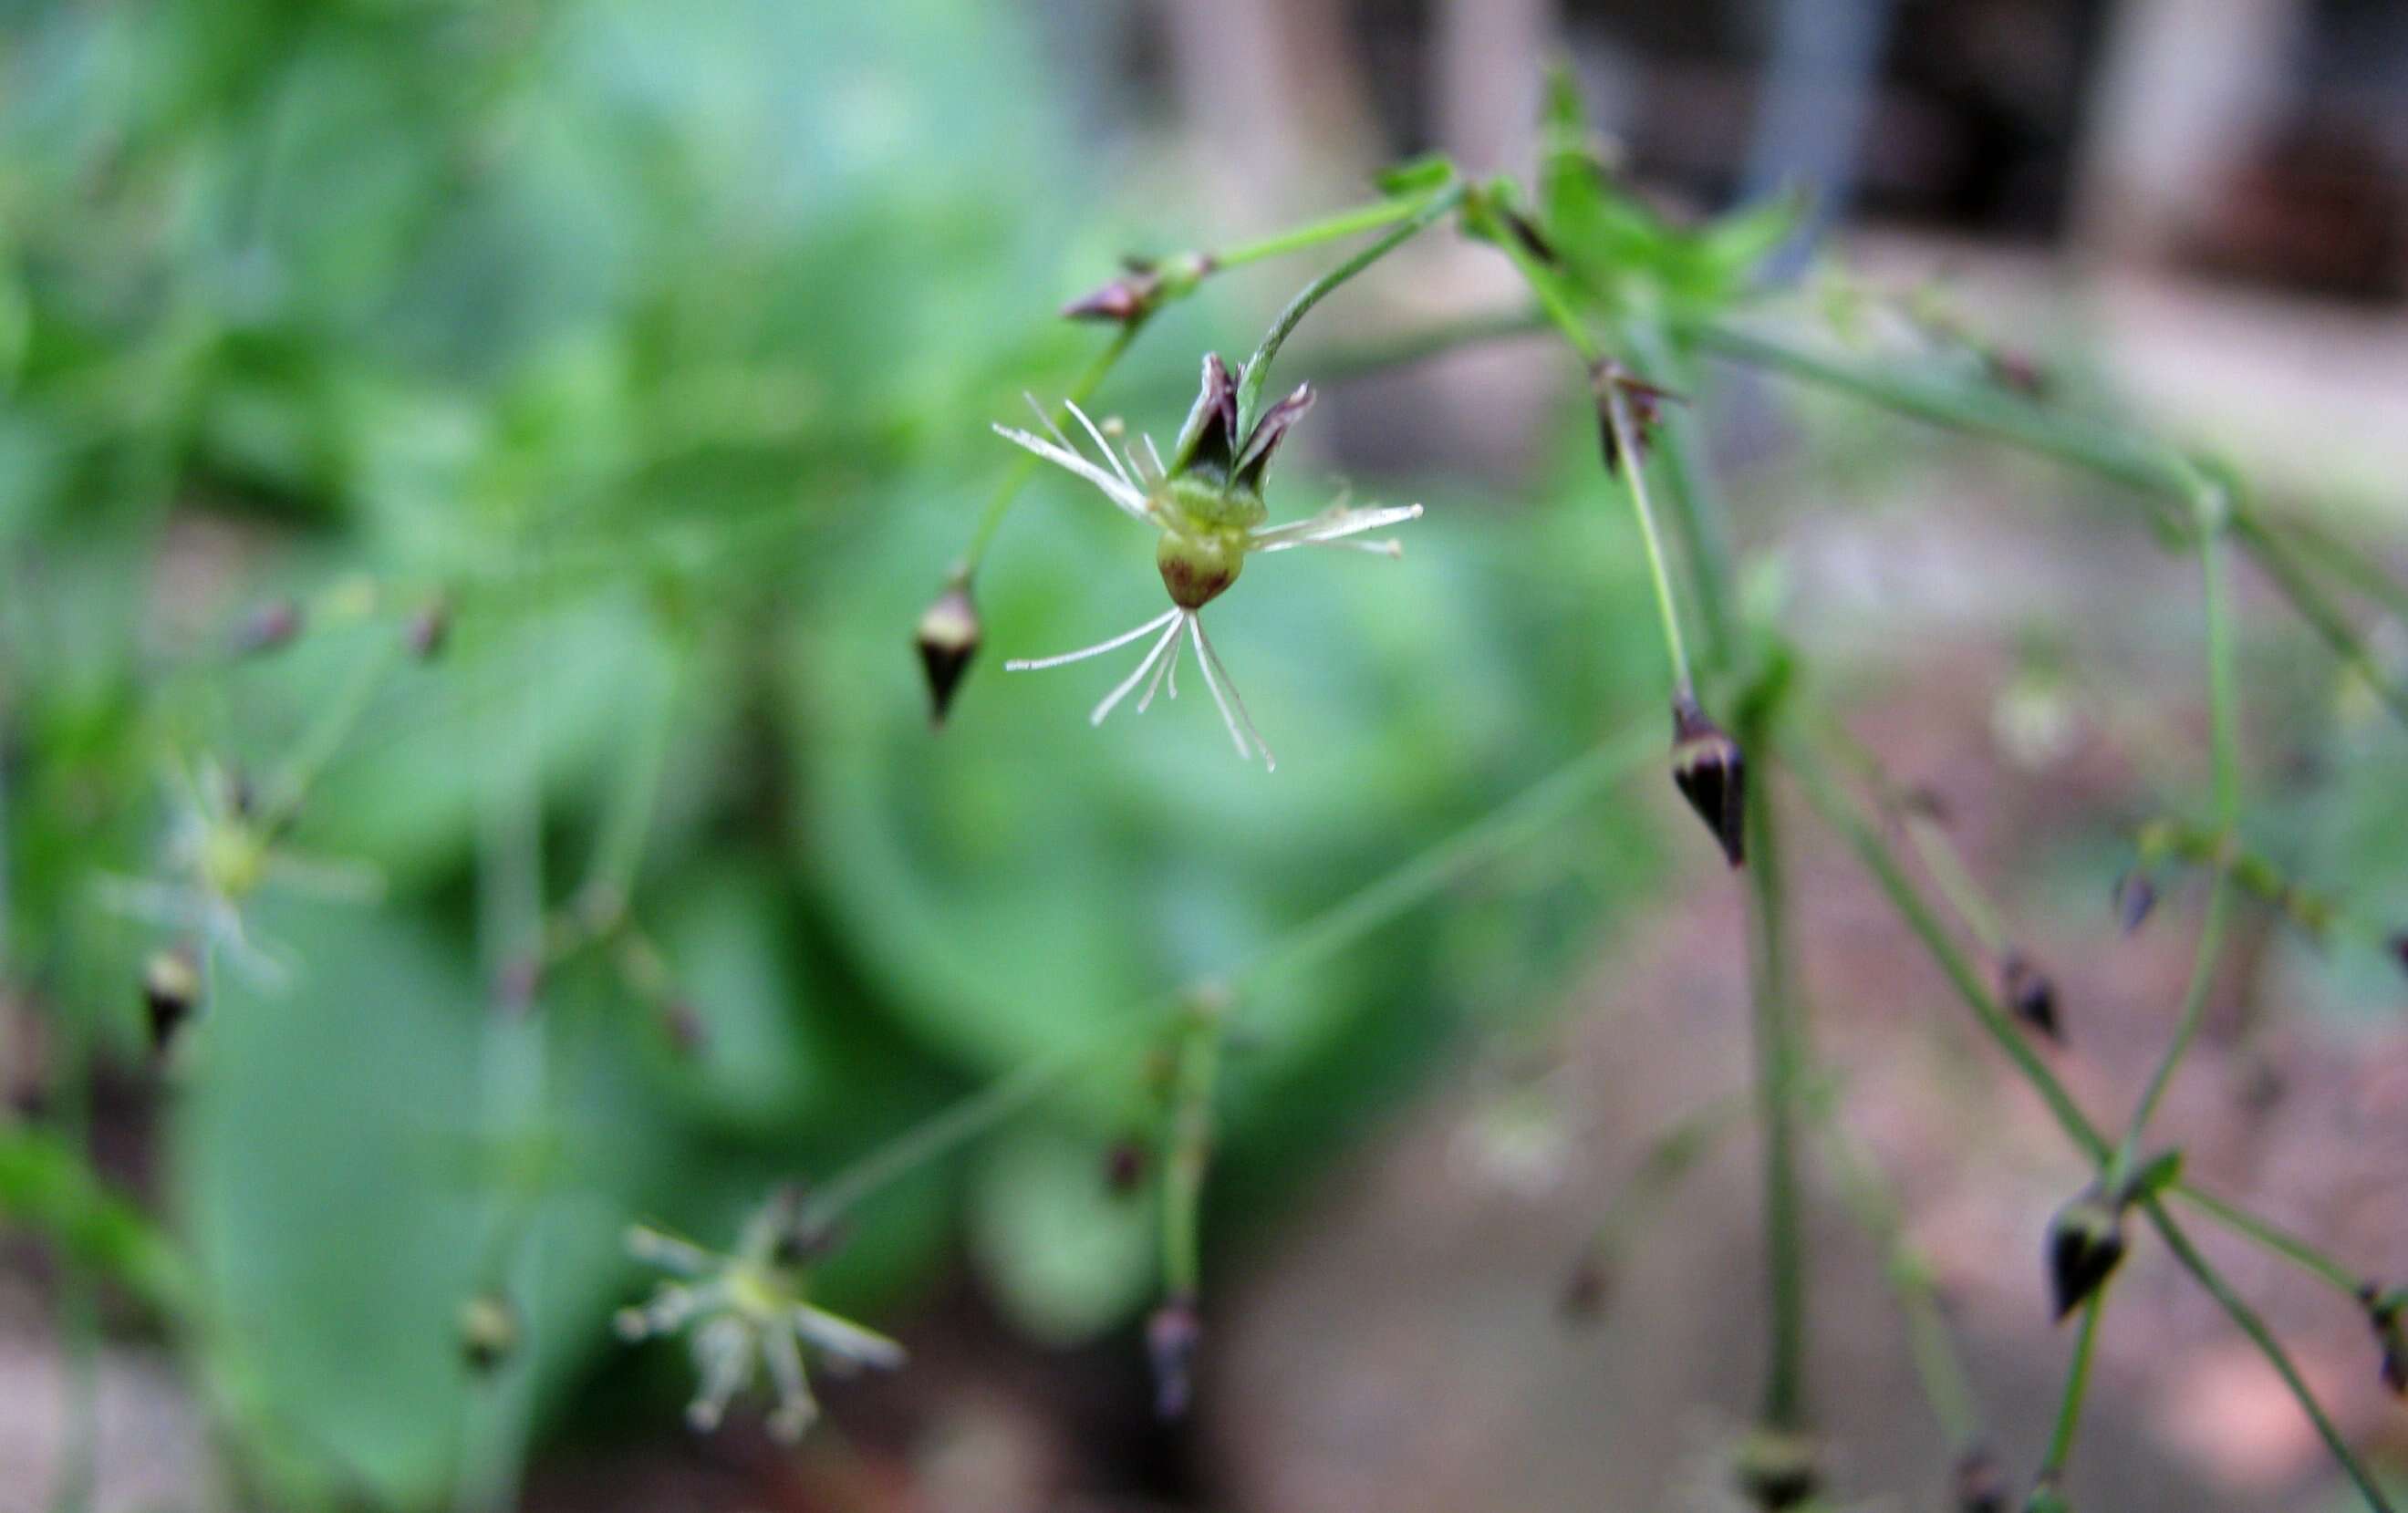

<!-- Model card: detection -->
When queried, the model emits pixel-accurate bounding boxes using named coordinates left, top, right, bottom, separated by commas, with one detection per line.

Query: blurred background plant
left=3, top=2, right=2407, bottom=1511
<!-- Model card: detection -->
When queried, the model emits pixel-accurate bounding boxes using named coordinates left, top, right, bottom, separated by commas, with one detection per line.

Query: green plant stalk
left=1622, top=320, right=1736, bottom=666
left=2169, top=1182, right=2369, bottom=1300
left=963, top=324, right=1144, bottom=572
left=1787, top=729, right=2109, bottom=1164
left=807, top=724, right=1662, bottom=1222
left=259, top=639, right=400, bottom=837
left=2142, top=1197, right=2393, bottom=1512
left=1695, top=319, right=2408, bottom=730
left=1905, top=814, right=2011, bottom=955
left=1482, top=225, right=1694, bottom=694
left=2039, top=1296, right=2103, bottom=1480
left=1213, top=192, right=1450, bottom=272
left=1810, top=1108, right=1985, bottom=1448
left=1579, top=1090, right=1753, bottom=1283
left=2278, top=508, right=2408, bottom=627
left=1743, top=708, right=1808, bottom=1431
left=2116, top=501, right=2240, bottom=1176
left=1159, top=1000, right=1225, bottom=1300
left=581, top=658, right=680, bottom=921
left=1231, top=181, right=1469, bottom=440
left=1790, top=725, right=2397, bottom=1510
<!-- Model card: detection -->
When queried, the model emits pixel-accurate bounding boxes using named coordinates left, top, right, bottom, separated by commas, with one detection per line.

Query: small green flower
left=614, top=1186, right=905, bottom=1443
left=993, top=353, right=1423, bottom=771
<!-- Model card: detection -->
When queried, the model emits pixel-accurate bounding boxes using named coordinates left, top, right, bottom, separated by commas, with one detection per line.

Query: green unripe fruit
left=1157, top=529, right=1246, bottom=609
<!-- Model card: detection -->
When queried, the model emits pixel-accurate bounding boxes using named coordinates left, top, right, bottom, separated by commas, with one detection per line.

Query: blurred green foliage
left=0, top=2, right=1671, bottom=1503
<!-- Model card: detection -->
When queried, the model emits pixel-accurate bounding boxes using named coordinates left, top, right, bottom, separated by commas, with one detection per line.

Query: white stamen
left=1143, top=433, right=1168, bottom=481
left=1248, top=501, right=1423, bottom=550
left=763, top=1322, right=817, bottom=1442
left=1125, top=440, right=1157, bottom=487
left=991, top=423, right=1154, bottom=523
left=1023, top=393, right=1079, bottom=458
left=1269, top=536, right=1404, bottom=557
left=794, top=1304, right=908, bottom=1370
left=1089, top=614, right=1183, bottom=725
left=1189, top=617, right=1274, bottom=771
left=1064, top=399, right=1134, bottom=492
left=1004, top=607, right=1179, bottom=671
left=1137, top=616, right=1187, bottom=712
left=627, top=1226, right=716, bottom=1277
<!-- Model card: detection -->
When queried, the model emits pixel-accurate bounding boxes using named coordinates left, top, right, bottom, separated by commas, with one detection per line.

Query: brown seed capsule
left=1147, top=1293, right=1201, bottom=1421
left=1999, top=951, right=2061, bottom=1041
left=2047, top=1190, right=2126, bottom=1321
left=1952, top=1444, right=2008, bottom=1513
left=141, top=948, right=202, bottom=1052
left=234, top=598, right=303, bottom=657
left=1733, top=1425, right=1821, bottom=1510
left=914, top=575, right=981, bottom=728
left=459, top=1291, right=521, bottom=1374
left=1671, top=691, right=1746, bottom=867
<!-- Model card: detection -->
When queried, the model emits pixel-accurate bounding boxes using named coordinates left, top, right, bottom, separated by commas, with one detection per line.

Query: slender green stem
left=1742, top=704, right=1807, bottom=1430
left=581, top=658, right=680, bottom=918
left=1213, top=194, right=1444, bottom=272
left=2228, top=510, right=2408, bottom=729
left=1622, top=322, right=1735, bottom=668
left=2117, top=492, right=2241, bottom=1172
left=1159, top=999, right=1226, bottom=1299
left=1811, top=1105, right=1984, bottom=1448
left=2168, top=1182, right=2370, bottom=1301
left=1787, top=726, right=2110, bottom=1164
left=964, top=324, right=1143, bottom=571
left=1231, top=181, right=1468, bottom=440
left=1602, top=371, right=1694, bottom=692
left=2143, top=1198, right=2396, bottom=1512
left=258, top=640, right=400, bottom=837
left=805, top=725, right=1661, bottom=1222
left=1904, top=814, right=2010, bottom=955
left=1793, top=716, right=2396, bottom=1510
left=2039, top=1297, right=2103, bottom=1479
left=2278, top=509, right=2408, bottom=627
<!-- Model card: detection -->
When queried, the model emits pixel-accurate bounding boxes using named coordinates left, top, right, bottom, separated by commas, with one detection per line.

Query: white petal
left=1005, top=608, right=1179, bottom=672
left=991, top=423, right=1153, bottom=523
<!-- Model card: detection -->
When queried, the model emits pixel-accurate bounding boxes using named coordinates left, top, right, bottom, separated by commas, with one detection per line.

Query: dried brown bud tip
left=2113, top=872, right=2155, bottom=935
left=1592, top=362, right=1685, bottom=476
left=141, top=948, right=202, bottom=1052
left=1671, top=693, right=1746, bottom=867
left=1999, top=951, right=2060, bottom=1041
left=405, top=600, right=451, bottom=660
left=1733, top=1426, right=1821, bottom=1510
left=2046, top=1191, right=2126, bottom=1321
left=1146, top=1293, right=1201, bottom=1421
left=1953, top=1444, right=2008, bottom=1513
left=234, top=599, right=303, bottom=657
left=915, top=576, right=981, bottom=728
left=1103, top=1139, right=1148, bottom=1197
left=459, top=1291, right=521, bottom=1374
left=1559, top=1249, right=1614, bottom=1323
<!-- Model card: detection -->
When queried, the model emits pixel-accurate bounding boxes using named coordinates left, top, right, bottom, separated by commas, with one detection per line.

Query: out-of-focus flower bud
left=1999, top=950, right=2060, bottom=1041
left=459, top=1291, right=521, bottom=1374
left=1147, top=1293, right=1201, bottom=1421
left=2046, top=1190, right=2126, bottom=1321
left=406, top=599, right=451, bottom=660
left=234, top=598, right=303, bottom=657
left=141, top=948, right=202, bottom=1052
left=1671, top=691, right=1747, bottom=867
left=915, top=575, right=981, bottom=728
left=1733, top=1425, right=1821, bottom=1510
left=1954, top=1443, right=2008, bottom=1513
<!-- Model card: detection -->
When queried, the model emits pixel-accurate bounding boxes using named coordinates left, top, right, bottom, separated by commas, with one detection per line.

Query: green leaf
left=1375, top=154, right=1458, bottom=201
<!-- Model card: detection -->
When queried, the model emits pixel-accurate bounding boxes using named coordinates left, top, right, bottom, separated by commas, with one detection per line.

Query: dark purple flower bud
left=658, top=998, right=707, bottom=1056
left=1559, top=1248, right=1614, bottom=1324
left=2113, top=872, right=2156, bottom=935
left=1953, top=1444, right=2008, bottom=1513
left=141, top=948, right=202, bottom=1052
left=2389, top=932, right=2408, bottom=981
left=1671, top=691, right=1746, bottom=867
left=2367, top=1288, right=2405, bottom=1397
left=1103, top=1139, right=1148, bottom=1197
left=1985, top=347, right=2050, bottom=399
left=459, top=1291, right=521, bottom=1374
left=1230, top=383, right=1314, bottom=495
left=1168, top=354, right=1241, bottom=482
left=1999, top=951, right=2060, bottom=1041
left=406, top=600, right=451, bottom=661
left=2046, top=1190, right=2125, bottom=1321
left=234, top=598, right=304, bottom=657
left=1733, top=1426, right=1821, bottom=1510
left=493, top=955, right=545, bottom=1017
left=1063, top=262, right=1165, bottom=325
left=914, top=575, right=981, bottom=729
left=1147, top=1293, right=1201, bottom=1420
left=1500, top=207, right=1562, bottom=267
